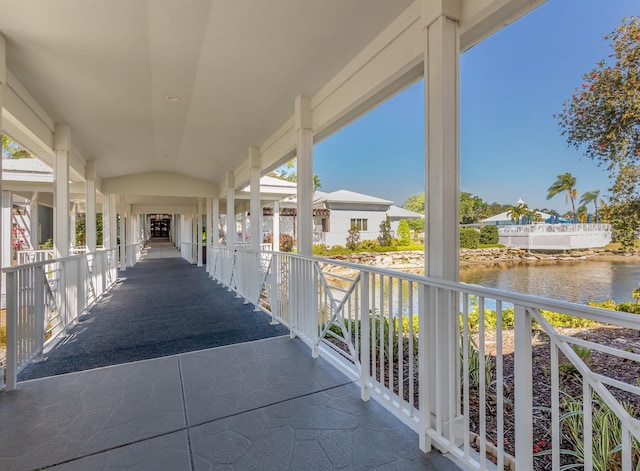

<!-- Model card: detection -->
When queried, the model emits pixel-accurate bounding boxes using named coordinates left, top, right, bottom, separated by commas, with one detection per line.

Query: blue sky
left=313, top=0, right=639, bottom=212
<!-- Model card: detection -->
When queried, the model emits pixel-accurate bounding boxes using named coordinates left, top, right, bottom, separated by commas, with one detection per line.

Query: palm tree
left=579, top=190, right=602, bottom=221
left=507, top=202, right=530, bottom=224
left=547, top=173, right=578, bottom=216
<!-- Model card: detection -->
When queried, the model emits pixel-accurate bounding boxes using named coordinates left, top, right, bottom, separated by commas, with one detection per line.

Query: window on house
left=350, top=218, right=367, bottom=231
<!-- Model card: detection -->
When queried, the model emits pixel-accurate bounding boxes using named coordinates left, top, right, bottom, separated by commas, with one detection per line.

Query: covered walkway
left=0, top=241, right=459, bottom=470
left=18, top=240, right=288, bottom=381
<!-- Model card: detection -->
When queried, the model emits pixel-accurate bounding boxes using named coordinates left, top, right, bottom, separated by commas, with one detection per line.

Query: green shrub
left=398, top=220, right=411, bottom=246
left=616, top=302, right=640, bottom=314
left=459, top=228, right=480, bottom=249
left=346, top=224, right=360, bottom=251
left=0, top=325, right=5, bottom=348
left=378, top=217, right=392, bottom=247
left=479, top=225, right=499, bottom=244
left=328, top=245, right=350, bottom=255
left=38, top=238, right=53, bottom=249
left=358, top=239, right=380, bottom=252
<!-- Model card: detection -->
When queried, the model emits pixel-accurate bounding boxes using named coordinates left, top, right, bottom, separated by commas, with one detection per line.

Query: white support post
left=273, top=201, right=280, bottom=252
left=206, top=197, right=213, bottom=273
left=423, top=0, right=461, bottom=450
left=53, top=124, right=71, bottom=259
left=514, top=304, right=533, bottom=468
left=212, top=198, right=220, bottom=248
left=197, top=198, right=203, bottom=266
left=69, top=202, right=77, bottom=251
left=241, top=211, right=247, bottom=244
left=226, top=171, right=235, bottom=246
left=126, top=204, right=134, bottom=267
left=109, top=194, right=117, bottom=250
left=0, top=34, right=5, bottom=314
left=119, top=195, right=126, bottom=271
left=1, top=191, right=12, bottom=270
left=29, top=192, right=40, bottom=249
left=249, top=146, right=261, bottom=251
left=295, top=95, right=313, bottom=256
left=85, top=160, right=97, bottom=252
left=1, top=191, right=12, bottom=308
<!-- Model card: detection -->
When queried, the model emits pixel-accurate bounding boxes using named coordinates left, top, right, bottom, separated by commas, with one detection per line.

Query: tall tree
left=579, top=189, right=603, bottom=220
left=402, top=193, right=425, bottom=214
left=556, top=17, right=640, bottom=247
left=547, top=173, right=578, bottom=215
left=268, top=159, right=322, bottom=191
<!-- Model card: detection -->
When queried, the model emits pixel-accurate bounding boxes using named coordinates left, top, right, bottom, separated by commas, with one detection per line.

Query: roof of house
left=313, top=189, right=393, bottom=205
left=387, top=205, right=423, bottom=219
left=3, top=158, right=52, bottom=174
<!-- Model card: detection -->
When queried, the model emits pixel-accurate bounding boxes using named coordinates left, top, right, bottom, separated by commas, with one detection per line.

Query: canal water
left=459, top=258, right=640, bottom=305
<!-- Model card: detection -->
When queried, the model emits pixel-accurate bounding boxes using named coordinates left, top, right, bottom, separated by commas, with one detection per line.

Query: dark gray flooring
left=1, top=337, right=460, bottom=470
left=18, top=249, right=288, bottom=381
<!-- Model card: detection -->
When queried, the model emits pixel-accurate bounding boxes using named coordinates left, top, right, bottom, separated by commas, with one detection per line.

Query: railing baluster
left=478, top=296, right=487, bottom=468
left=496, top=300, right=504, bottom=471
left=514, top=304, right=533, bottom=469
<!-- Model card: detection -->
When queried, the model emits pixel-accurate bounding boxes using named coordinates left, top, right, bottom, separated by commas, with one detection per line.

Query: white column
left=109, top=194, right=117, bottom=251
left=126, top=204, right=134, bottom=266
left=197, top=198, right=203, bottom=266
left=241, top=211, right=247, bottom=244
left=29, top=192, right=40, bottom=249
left=421, top=0, right=461, bottom=452
left=249, top=146, right=261, bottom=250
left=69, top=202, right=77, bottom=250
left=212, top=198, right=220, bottom=248
left=0, top=34, right=5, bottom=311
left=226, top=171, right=235, bottom=246
left=119, top=195, right=126, bottom=271
left=53, top=124, right=71, bottom=258
left=102, top=193, right=111, bottom=249
left=1, top=191, right=12, bottom=269
left=206, top=197, right=213, bottom=273
left=295, top=95, right=313, bottom=256
left=85, top=160, right=97, bottom=252
left=273, top=201, right=280, bottom=252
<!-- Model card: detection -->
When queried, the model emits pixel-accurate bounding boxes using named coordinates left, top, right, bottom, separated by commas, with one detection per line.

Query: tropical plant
left=547, top=173, right=578, bottom=216
left=507, top=202, right=530, bottom=224
left=556, top=17, right=640, bottom=248
left=580, top=189, right=603, bottom=220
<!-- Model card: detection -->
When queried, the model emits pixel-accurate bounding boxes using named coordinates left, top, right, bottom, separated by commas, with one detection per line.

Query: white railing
left=498, top=223, right=612, bottom=235
left=3, top=248, right=119, bottom=390
left=16, top=249, right=55, bottom=265
left=212, top=246, right=640, bottom=470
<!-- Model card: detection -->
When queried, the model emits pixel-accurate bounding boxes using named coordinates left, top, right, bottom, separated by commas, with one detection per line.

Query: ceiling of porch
left=0, top=0, right=414, bottom=188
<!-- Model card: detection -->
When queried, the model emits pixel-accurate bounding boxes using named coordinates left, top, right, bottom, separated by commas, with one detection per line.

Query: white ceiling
left=0, top=0, right=414, bottom=187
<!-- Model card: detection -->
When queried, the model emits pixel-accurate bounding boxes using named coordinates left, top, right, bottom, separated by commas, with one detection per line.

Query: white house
left=311, top=189, right=423, bottom=247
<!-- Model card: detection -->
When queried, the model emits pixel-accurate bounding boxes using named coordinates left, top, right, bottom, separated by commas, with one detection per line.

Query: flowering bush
left=11, top=226, right=28, bottom=252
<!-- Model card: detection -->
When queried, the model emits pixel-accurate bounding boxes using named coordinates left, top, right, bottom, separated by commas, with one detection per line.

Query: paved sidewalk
left=1, top=337, right=459, bottom=470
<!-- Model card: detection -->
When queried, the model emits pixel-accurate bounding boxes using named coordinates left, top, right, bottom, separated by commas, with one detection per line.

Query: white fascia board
left=3, top=71, right=55, bottom=162
left=2, top=172, right=53, bottom=183
left=101, top=171, right=217, bottom=198
left=132, top=205, right=196, bottom=216
left=459, top=0, right=546, bottom=51
left=2, top=180, right=53, bottom=193
left=259, top=118, right=296, bottom=175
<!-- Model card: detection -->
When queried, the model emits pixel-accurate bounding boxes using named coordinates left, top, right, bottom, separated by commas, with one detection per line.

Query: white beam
left=102, top=171, right=217, bottom=198
left=131, top=204, right=196, bottom=215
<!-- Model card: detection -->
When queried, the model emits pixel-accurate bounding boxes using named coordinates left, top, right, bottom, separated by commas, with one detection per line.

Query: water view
left=459, top=258, right=640, bottom=305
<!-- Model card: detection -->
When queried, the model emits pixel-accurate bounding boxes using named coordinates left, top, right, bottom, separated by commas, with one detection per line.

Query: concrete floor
left=0, top=240, right=461, bottom=470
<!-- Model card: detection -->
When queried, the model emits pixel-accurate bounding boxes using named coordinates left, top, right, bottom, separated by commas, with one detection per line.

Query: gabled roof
left=313, top=189, right=393, bottom=205
left=387, top=205, right=423, bottom=219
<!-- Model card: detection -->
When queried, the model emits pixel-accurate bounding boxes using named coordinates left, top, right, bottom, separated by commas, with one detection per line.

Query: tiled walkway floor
left=0, top=337, right=459, bottom=470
